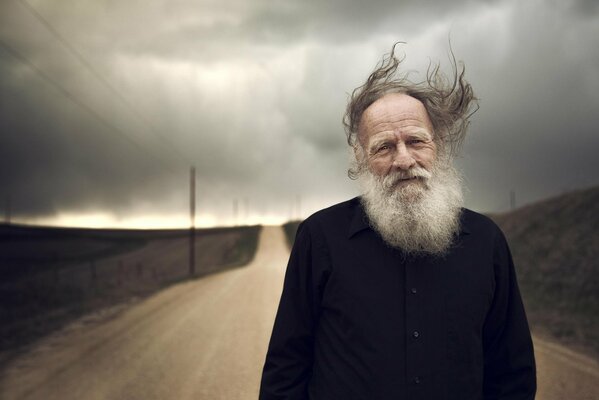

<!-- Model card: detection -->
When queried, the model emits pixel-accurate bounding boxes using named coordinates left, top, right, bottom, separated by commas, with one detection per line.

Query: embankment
left=0, top=224, right=261, bottom=367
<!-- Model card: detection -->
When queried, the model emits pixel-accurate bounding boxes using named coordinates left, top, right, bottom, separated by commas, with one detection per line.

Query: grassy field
left=490, top=186, right=599, bottom=359
left=0, top=224, right=261, bottom=367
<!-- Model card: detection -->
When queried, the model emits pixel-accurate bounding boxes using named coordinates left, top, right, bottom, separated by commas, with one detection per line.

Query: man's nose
left=392, top=143, right=416, bottom=170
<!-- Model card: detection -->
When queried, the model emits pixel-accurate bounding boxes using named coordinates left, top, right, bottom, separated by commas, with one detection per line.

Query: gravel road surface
left=0, top=226, right=597, bottom=399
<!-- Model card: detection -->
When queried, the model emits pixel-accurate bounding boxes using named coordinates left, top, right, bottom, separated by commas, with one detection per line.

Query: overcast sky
left=1, top=0, right=598, bottom=227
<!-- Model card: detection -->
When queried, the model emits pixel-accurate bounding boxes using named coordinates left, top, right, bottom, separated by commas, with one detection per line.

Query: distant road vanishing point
left=0, top=226, right=597, bottom=399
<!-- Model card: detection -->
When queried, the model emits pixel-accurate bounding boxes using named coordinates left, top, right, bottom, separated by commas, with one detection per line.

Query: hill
left=282, top=220, right=302, bottom=248
left=0, top=224, right=261, bottom=367
left=490, top=186, right=599, bottom=358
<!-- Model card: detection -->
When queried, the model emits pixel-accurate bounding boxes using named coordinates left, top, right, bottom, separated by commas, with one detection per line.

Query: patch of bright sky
left=16, top=211, right=287, bottom=229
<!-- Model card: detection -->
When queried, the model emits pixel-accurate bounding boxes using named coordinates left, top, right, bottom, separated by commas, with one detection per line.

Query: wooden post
left=233, top=198, right=238, bottom=226
left=118, top=260, right=123, bottom=286
left=90, top=260, right=97, bottom=289
left=53, top=264, right=59, bottom=286
left=189, top=166, right=196, bottom=276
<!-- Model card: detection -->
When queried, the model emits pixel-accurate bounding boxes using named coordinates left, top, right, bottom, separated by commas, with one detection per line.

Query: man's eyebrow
left=368, top=129, right=432, bottom=148
left=404, top=127, right=433, bottom=139
left=368, top=134, right=394, bottom=149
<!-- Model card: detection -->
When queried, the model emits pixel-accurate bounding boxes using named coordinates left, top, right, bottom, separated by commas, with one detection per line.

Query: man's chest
left=317, top=232, right=495, bottom=364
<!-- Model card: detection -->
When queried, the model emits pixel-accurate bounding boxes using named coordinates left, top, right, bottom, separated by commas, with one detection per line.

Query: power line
left=0, top=39, right=183, bottom=176
left=15, top=0, right=193, bottom=165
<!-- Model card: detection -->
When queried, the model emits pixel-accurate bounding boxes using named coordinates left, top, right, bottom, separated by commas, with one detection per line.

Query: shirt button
left=410, top=287, right=417, bottom=294
left=412, top=331, right=420, bottom=338
left=414, top=376, right=421, bottom=384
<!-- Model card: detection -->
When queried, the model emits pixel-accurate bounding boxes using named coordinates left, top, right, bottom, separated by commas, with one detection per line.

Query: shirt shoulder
left=299, top=197, right=360, bottom=238
left=460, top=208, right=513, bottom=266
left=461, top=208, right=505, bottom=239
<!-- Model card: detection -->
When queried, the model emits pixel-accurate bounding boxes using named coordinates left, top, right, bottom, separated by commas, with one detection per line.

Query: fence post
left=189, top=166, right=196, bottom=276
left=90, top=260, right=97, bottom=290
left=118, top=260, right=123, bottom=287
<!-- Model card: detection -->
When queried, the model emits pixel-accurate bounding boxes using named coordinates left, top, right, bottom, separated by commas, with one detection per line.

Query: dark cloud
left=51, top=0, right=483, bottom=61
left=453, top=0, right=599, bottom=210
left=0, top=0, right=598, bottom=225
left=569, top=0, right=599, bottom=16
left=0, top=54, right=180, bottom=217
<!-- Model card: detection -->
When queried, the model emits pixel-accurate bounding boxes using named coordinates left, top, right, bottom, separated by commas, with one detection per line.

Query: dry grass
left=282, top=220, right=302, bottom=249
left=490, top=185, right=599, bottom=359
left=0, top=224, right=261, bottom=368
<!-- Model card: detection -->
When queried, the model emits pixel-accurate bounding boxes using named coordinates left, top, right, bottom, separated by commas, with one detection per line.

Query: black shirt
left=259, top=197, right=536, bottom=400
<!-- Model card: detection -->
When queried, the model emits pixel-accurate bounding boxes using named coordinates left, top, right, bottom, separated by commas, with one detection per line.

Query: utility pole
left=233, top=198, right=239, bottom=226
left=189, top=167, right=196, bottom=276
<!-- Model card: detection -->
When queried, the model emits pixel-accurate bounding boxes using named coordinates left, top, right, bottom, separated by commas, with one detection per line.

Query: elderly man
left=259, top=46, right=536, bottom=400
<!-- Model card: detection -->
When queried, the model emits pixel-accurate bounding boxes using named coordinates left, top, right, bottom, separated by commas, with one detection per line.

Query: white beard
left=357, top=159, right=464, bottom=256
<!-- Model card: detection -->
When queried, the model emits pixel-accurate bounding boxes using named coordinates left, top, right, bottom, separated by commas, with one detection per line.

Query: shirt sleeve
left=259, top=222, right=327, bottom=400
left=482, top=228, right=537, bottom=400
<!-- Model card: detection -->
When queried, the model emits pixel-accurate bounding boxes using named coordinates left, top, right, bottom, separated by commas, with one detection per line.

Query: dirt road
left=0, top=226, right=287, bottom=400
left=534, top=337, right=599, bottom=400
left=0, top=226, right=597, bottom=399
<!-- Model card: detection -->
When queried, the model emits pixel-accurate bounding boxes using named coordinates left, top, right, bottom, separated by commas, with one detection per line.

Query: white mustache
left=381, top=167, right=432, bottom=189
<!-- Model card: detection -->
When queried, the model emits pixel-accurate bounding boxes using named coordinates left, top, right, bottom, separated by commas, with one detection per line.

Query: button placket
left=405, top=257, right=425, bottom=389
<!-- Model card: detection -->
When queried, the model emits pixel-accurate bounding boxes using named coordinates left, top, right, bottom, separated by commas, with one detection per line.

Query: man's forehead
left=364, top=114, right=432, bottom=131
left=358, top=93, right=434, bottom=139
left=364, top=93, right=429, bottom=117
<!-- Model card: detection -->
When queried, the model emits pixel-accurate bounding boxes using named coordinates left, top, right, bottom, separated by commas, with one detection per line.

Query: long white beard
left=357, top=160, right=464, bottom=255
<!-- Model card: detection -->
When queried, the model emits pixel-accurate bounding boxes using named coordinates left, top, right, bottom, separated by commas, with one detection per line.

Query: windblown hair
left=344, top=42, right=479, bottom=178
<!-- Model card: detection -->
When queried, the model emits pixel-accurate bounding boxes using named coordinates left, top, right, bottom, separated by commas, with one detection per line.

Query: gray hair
left=343, top=43, right=479, bottom=179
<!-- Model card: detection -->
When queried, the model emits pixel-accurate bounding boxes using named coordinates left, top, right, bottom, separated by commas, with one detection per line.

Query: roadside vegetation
left=282, top=221, right=302, bottom=249
left=0, top=224, right=261, bottom=369
left=490, top=186, right=599, bottom=359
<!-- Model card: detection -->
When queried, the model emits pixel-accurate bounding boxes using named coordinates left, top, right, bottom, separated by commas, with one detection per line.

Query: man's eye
left=376, top=144, right=390, bottom=152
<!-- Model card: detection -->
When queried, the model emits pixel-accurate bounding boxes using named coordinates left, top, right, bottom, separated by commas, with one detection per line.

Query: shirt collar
left=348, top=198, right=370, bottom=238
left=348, top=196, right=471, bottom=238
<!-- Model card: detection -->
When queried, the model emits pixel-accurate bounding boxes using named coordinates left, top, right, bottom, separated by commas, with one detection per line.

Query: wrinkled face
left=357, top=93, right=437, bottom=184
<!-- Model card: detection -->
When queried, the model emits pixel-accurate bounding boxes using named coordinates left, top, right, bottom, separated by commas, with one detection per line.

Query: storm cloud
left=0, top=0, right=598, bottom=226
